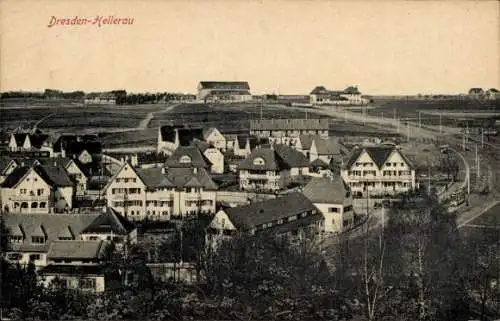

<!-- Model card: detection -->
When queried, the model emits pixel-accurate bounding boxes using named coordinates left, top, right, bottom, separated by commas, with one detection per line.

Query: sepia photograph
left=0, top=0, right=499, bottom=320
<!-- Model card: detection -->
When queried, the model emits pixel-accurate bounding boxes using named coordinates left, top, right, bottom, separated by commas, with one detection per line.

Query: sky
left=0, top=0, right=499, bottom=95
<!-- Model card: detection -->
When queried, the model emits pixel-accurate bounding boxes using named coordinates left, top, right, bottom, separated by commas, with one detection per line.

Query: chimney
left=161, top=167, right=166, bottom=174
left=193, top=167, right=198, bottom=174
left=174, top=129, right=180, bottom=147
left=61, top=147, right=66, bottom=158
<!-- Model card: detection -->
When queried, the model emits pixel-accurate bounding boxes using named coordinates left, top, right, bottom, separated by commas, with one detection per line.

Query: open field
left=0, top=104, right=170, bottom=131
left=357, top=99, right=500, bottom=128
left=463, top=202, right=500, bottom=227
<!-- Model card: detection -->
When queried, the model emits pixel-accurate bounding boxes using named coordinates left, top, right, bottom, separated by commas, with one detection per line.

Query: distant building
left=341, top=146, right=416, bottom=197
left=197, top=81, right=252, bottom=103
left=485, top=88, right=500, bottom=100
left=309, top=137, right=345, bottom=164
left=249, top=119, right=330, bottom=145
left=310, top=86, right=369, bottom=105
left=468, top=88, right=485, bottom=99
left=301, top=176, right=354, bottom=233
left=206, top=192, right=323, bottom=249
left=202, top=127, right=227, bottom=151
left=225, top=135, right=259, bottom=158
left=84, top=93, right=116, bottom=105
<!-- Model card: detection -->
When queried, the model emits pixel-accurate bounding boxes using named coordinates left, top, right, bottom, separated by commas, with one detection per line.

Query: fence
left=147, top=262, right=198, bottom=284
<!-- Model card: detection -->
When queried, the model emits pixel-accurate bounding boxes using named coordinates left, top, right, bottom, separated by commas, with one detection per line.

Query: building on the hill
left=1, top=165, right=75, bottom=213
left=105, top=162, right=217, bottom=220
left=310, top=86, right=369, bottom=105
left=203, top=127, right=227, bottom=151
left=8, top=131, right=54, bottom=155
left=340, top=146, right=416, bottom=197
left=197, top=81, right=252, bottom=103
left=206, top=192, right=323, bottom=249
left=301, top=176, right=354, bottom=233
left=225, top=135, right=259, bottom=158
left=157, top=125, right=204, bottom=155
left=84, top=93, right=116, bottom=105
left=485, top=88, right=500, bottom=100
left=190, top=140, right=225, bottom=174
left=309, top=137, right=345, bottom=164
left=249, top=119, right=330, bottom=145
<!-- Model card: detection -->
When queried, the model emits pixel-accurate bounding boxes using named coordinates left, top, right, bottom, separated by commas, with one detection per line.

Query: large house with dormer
left=301, top=176, right=354, bottom=233
left=310, top=86, right=369, bottom=105
left=238, top=144, right=310, bottom=192
left=3, top=207, right=136, bottom=268
left=250, top=119, right=330, bottom=146
left=340, top=146, right=416, bottom=197
left=1, top=164, right=75, bottom=213
left=105, top=161, right=218, bottom=221
left=197, top=81, right=252, bottom=103
left=206, top=192, right=323, bottom=250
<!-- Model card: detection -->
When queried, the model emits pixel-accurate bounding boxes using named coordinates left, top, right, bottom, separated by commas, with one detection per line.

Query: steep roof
left=250, top=119, right=330, bottom=131
left=1, top=166, right=30, bottom=188
left=159, top=125, right=184, bottom=142
left=238, top=148, right=290, bottom=171
left=199, top=81, right=250, bottom=90
left=273, top=144, right=310, bottom=167
left=178, top=128, right=204, bottom=147
left=313, top=138, right=343, bottom=155
left=310, top=158, right=329, bottom=168
left=297, top=135, right=316, bottom=150
left=135, top=167, right=174, bottom=189
left=310, top=86, right=329, bottom=95
left=344, top=146, right=413, bottom=170
left=202, top=127, right=218, bottom=140
left=165, top=146, right=212, bottom=169
left=225, top=192, right=318, bottom=230
left=53, top=135, right=102, bottom=154
left=81, top=207, right=136, bottom=234
left=2, top=213, right=100, bottom=252
left=190, top=139, right=212, bottom=153
left=36, top=165, right=74, bottom=187
left=343, top=86, right=361, bottom=95
left=47, top=240, right=105, bottom=260
left=166, top=167, right=218, bottom=190
left=12, top=133, right=27, bottom=146
left=28, top=134, right=51, bottom=149
left=301, top=176, right=350, bottom=204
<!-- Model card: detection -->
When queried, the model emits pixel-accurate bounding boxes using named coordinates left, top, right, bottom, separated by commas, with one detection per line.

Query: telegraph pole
left=407, top=121, right=410, bottom=142
left=475, top=144, right=480, bottom=179
left=397, top=118, right=400, bottom=134
left=481, top=128, right=484, bottom=148
left=439, top=114, right=442, bottom=134
left=418, top=111, right=421, bottom=128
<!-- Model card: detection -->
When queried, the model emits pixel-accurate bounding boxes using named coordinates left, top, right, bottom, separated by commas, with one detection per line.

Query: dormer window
left=9, top=236, right=23, bottom=243
left=32, top=236, right=46, bottom=244
left=253, top=157, right=265, bottom=166
left=180, top=155, right=192, bottom=163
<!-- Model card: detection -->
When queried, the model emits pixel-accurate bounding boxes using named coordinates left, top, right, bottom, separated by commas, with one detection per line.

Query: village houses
left=309, top=86, right=369, bottom=105
left=301, top=176, right=354, bottom=233
left=1, top=164, right=75, bottom=214
left=249, top=119, right=330, bottom=145
left=8, top=130, right=54, bottom=155
left=238, top=144, right=309, bottom=192
left=206, top=192, right=323, bottom=250
left=341, top=146, right=416, bottom=197
left=105, top=159, right=218, bottom=221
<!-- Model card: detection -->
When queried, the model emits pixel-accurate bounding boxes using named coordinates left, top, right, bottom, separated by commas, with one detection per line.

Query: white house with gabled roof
left=341, top=146, right=416, bottom=197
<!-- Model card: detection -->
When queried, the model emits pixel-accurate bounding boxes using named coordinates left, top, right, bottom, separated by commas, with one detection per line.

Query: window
left=58, top=237, right=73, bottom=240
left=344, top=205, right=353, bottom=212
left=79, top=278, right=96, bottom=290
left=7, top=253, right=22, bottom=261
left=180, top=155, right=192, bottom=163
left=29, top=254, right=41, bottom=261
left=252, top=157, right=265, bottom=166
left=9, top=236, right=23, bottom=243
left=20, top=189, right=27, bottom=194
left=37, top=189, right=44, bottom=196
left=88, top=236, right=99, bottom=241
left=39, top=202, right=46, bottom=208
left=328, top=207, right=338, bottom=213
left=31, top=236, right=45, bottom=244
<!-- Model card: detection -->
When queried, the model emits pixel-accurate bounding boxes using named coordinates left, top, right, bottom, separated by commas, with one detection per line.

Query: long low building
left=250, top=118, right=330, bottom=145
left=197, top=81, right=252, bottom=103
